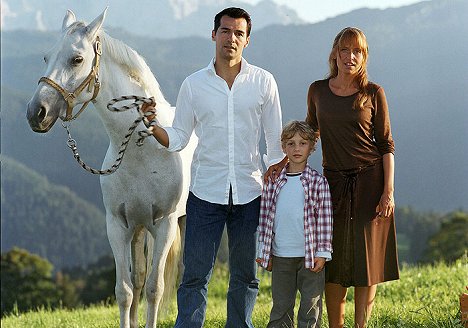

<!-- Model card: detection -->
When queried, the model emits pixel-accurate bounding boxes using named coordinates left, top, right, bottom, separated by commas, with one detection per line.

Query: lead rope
left=63, top=96, right=156, bottom=175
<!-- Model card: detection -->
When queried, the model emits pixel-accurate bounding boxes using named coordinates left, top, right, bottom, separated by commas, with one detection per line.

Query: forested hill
left=1, top=156, right=110, bottom=269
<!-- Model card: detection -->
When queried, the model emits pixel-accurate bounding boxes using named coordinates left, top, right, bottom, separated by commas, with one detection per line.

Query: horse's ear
left=86, top=7, right=108, bottom=39
left=62, top=10, right=76, bottom=32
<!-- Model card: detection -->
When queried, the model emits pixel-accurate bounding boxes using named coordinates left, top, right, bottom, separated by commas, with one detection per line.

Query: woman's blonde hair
left=281, top=120, right=319, bottom=152
left=328, top=27, right=370, bottom=110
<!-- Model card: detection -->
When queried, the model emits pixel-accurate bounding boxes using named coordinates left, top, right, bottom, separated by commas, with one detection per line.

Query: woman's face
left=335, top=41, right=364, bottom=77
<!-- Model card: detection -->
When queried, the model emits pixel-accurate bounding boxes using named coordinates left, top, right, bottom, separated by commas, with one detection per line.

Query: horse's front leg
left=107, top=214, right=134, bottom=328
left=130, top=226, right=148, bottom=328
left=145, top=214, right=179, bottom=328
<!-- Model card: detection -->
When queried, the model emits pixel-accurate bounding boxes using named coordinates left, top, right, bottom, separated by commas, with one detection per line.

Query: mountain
left=1, top=85, right=107, bottom=210
left=248, top=0, right=468, bottom=211
left=1, top=0, right=467, bottom=217
left=0, top=0, right=303, bottom=39
left=1, top=156, right=110, bottom=269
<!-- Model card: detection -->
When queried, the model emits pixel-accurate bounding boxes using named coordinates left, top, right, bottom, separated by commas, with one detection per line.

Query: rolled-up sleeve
left=374, top=87, right=395, bottom=155
left=315, top=177, right=333, bottom=254
left=306, top=82, right=319, bottom=133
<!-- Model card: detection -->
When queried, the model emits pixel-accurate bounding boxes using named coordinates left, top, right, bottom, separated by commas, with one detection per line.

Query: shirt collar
left=207, top=57, right=250, bottom=75
left=277, top=163, right=314, bottom=183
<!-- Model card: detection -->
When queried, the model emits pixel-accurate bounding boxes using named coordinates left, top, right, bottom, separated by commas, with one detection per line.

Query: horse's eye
left=72, top=56, right=84, bottom=65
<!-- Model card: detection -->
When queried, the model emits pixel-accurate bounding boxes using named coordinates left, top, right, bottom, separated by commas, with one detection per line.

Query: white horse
left=26, top=8, right=195, bottom=328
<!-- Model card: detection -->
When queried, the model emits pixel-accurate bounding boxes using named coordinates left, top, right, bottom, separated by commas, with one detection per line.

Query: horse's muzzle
left=26, top=101, right=58, bottom=133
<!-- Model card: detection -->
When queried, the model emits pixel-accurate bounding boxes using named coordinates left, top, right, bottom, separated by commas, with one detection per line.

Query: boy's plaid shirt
left=256, top=164, right=333, bottom=269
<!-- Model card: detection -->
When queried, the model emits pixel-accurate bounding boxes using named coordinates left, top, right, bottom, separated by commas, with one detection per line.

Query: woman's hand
left=264, top=156, right=288, bottom=183
left=375, top=190, right=395, bottom=218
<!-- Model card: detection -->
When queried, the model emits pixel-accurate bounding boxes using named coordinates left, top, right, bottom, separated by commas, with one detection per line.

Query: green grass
left=2, top=257, right=467, bottom=327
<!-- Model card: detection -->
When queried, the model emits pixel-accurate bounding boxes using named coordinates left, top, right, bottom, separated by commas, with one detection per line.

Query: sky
left=0, top=0, right=428, bottom=30
left=259, top=0, right=426, bottom=23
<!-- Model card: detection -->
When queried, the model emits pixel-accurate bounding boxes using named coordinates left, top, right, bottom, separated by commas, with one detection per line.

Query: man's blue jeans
left=174, top=192, right=260, bottom=328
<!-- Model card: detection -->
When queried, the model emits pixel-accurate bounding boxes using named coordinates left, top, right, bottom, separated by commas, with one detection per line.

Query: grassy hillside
left=2, top=257, right=466, bottom=327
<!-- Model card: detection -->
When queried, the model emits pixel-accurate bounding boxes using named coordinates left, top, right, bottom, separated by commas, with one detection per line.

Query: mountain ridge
left=1, top=0, right=304, bottom=39
left=1, top=0, right=467, bottom=215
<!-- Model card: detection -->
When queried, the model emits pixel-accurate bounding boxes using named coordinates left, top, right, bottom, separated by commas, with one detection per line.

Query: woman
left=306, top=27, right=399, bottom=327
left=265, top=27, right=399, bottom=327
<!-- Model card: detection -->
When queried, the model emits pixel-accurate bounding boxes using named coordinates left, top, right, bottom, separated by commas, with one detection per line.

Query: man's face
left=212, top=16, right=250, bottom=62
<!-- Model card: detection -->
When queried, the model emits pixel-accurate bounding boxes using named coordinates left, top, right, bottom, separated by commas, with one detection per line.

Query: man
left=143, top=7, right=283, bottom=327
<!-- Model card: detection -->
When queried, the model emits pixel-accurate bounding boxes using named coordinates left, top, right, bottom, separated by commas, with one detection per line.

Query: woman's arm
left=376, top=152, right=395, bottom=218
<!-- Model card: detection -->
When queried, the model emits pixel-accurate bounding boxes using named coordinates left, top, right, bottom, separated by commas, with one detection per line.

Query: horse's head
left=27, top=8, right=107, bottom=132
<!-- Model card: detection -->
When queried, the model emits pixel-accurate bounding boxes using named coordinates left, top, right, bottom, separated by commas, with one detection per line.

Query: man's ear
left=244, top=36, right=250, bottom=48
left=212, top=30, right=216, bottom=41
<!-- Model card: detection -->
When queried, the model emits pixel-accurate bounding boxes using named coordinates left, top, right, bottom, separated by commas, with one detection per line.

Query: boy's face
left=282, top=132, right=313, bottom=172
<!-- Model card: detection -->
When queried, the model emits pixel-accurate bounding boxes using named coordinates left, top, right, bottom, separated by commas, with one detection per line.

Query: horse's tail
left=158, top=215, right=185, bottom=316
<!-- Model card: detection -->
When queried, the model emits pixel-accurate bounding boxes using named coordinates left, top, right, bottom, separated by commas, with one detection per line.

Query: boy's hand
left=255, top=258, right=273, bottom=272
left=266, top=258, right=272, bottom=271
left=310, top=257, right=326, bottom=273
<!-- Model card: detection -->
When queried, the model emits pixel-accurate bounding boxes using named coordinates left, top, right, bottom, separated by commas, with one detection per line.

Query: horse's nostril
left=38, top=106, right=46, bottom=122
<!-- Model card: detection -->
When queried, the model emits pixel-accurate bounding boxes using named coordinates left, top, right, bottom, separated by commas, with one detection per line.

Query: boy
left=257, top=120, right=333, bottom=328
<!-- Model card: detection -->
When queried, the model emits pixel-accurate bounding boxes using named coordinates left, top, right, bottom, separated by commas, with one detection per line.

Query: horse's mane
left=99, top=31, right=171, bottom=108
left=63, top=21, right=171, bottom=110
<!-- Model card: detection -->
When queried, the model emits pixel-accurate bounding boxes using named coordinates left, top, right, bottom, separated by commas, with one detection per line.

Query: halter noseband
left=39, top=36, right=102, bottom=121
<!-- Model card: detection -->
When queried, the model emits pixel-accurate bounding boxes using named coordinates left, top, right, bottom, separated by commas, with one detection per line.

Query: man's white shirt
left=164, top=58, right=283, bottom=205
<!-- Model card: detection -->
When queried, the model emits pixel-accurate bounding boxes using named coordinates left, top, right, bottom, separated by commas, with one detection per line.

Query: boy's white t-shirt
left=272, top=172, right=332, bottom=260
left=272, top=173, right=306, bottom=257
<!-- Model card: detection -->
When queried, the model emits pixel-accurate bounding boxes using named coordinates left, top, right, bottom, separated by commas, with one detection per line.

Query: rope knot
left=65, top=95, right=158, bottom=175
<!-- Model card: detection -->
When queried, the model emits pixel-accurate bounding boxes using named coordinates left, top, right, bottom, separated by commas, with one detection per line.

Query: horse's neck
left=93, top=57, right=173, bottom=144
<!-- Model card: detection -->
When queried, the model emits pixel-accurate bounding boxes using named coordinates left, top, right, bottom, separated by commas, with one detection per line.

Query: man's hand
left=137, top=100, right=170, bottom=148
left=140, top=101, right=157, bottom=124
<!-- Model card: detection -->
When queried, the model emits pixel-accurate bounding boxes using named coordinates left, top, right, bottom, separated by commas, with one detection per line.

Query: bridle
left=38, top=36, right=102, bottom=121
left=36, top=35, right=158, bottom=175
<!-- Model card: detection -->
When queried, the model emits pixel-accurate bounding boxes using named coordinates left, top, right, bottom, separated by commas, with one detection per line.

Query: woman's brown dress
left=306, top=79, right=399, bottom=287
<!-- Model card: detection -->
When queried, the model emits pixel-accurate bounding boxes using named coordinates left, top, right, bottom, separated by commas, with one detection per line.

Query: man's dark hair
left=213, top=7, right=252, bottom=36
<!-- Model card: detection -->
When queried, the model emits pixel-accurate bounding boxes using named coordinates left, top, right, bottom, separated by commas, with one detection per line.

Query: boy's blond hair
left=281, top=120, right=319, bottom=152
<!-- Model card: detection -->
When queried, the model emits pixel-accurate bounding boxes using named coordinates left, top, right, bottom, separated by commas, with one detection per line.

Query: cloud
left=35, top=10, right=47, bottom=31
left=1, top=0, right=18, bottom=29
